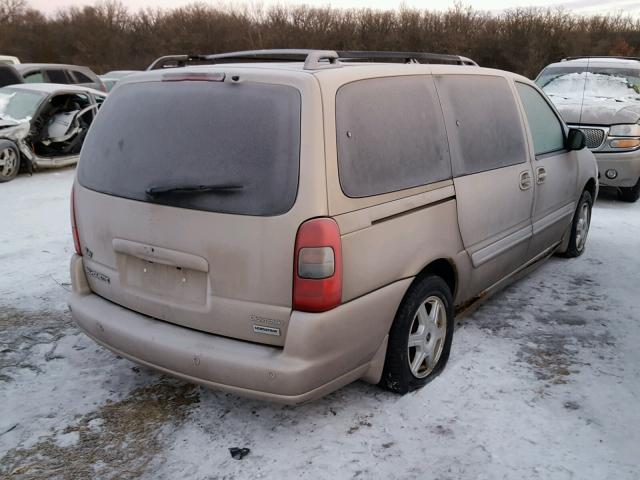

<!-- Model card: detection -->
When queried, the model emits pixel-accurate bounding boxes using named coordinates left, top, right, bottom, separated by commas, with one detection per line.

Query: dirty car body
left=0, top=83, right=105, bottom=182
left=69, top=51, right=597, bottom=404
left=537, top=57, right=640, bottom=201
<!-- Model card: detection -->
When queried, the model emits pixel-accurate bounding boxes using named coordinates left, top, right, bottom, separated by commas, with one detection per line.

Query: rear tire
left=379, top=275, right=454, bottom=394
left=619, top=178, right=640, bottom=203
left=0, top=140, right=20, bottom=183
left=562, top=190, right=593, bottom=258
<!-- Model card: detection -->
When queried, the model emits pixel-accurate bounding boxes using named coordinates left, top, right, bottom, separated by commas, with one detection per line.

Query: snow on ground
left=1, top=168, right=639, bottom=479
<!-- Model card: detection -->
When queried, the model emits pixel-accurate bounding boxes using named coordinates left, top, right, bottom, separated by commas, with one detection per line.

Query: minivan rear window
left=336, top=76, right=452, bottom=198
left=78, top=80, right=301, bottom=216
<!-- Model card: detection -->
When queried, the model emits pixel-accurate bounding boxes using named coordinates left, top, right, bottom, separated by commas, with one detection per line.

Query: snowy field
left=1, top=168, right=639, bottom=479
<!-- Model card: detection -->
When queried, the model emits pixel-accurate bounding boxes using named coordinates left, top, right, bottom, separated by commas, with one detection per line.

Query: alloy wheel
left=0, top=147, right=18, bottom=178
left=407, top=295, right=447, bottom=378
left=575, top=201, right=591, bottom=252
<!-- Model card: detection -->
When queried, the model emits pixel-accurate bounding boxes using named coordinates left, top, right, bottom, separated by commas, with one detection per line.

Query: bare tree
left=1, top=1, right=639, bottom=76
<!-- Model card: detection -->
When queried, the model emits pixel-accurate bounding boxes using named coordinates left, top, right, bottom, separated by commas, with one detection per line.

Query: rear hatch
left=74, top=71, right=315, bottom=346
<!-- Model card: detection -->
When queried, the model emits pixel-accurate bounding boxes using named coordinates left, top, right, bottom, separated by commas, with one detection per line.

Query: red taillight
left=293, top=218, right=342, bottom=313
left=71, top=185, right=82, bottom=256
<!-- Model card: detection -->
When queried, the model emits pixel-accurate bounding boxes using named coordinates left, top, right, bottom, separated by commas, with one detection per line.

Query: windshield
left=0, top=88, right=45, bottom=122
left=536, top=66, right=640, bottom=102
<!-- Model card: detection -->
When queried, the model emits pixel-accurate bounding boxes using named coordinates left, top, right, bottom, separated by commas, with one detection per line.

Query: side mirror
left=567, top=128, right=586, bottom=151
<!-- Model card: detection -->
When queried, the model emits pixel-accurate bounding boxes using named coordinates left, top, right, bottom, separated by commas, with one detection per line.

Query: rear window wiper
left=145, top=183, right=244, bottom=197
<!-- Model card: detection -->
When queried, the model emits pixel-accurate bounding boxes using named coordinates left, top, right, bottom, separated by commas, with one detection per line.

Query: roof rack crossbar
left=146, top=49, right=478, bottom=70
left=304, top=50, right=340, bottom=70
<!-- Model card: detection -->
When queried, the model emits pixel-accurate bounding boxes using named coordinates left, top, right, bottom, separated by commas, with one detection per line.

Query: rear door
left=75, top=73, right=320, bottom=347
left=45, top=69, right=72, bottom=84
left=514, top=82, right=578, bottom=257
left=435, top=74, right=534, bottom=291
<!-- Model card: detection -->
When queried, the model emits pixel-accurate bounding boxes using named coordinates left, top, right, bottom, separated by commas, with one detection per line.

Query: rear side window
left=515, top=83, right=565, bottom=156
left=435, top=75, right=527, bottom=176
left=24, top=71, right=44, bottom=83
left=78, top=80, right=301, bottom=216
left=72, top=70, right=94, bottom=84
left=46, top=69, right=71, bottom=84
left=336, top=76, right=451, bottom=198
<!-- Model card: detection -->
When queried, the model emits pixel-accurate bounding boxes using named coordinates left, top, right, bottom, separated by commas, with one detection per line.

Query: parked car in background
left=13, top=63, right=106, bottom=92
left=99, top=70, right=140, bottom=91
left=0, top=83, right=106, bottom=182
left=0, top=64, right=24, bottom=88
left=69, top=50, right=597, bottom=404
left=0, top=55, right=20, bottom=65
left=536, top=56, right=640, bottom=202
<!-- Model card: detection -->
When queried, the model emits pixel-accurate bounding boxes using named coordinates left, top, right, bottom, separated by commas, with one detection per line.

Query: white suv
left=537, top=56, right=640, bottom=202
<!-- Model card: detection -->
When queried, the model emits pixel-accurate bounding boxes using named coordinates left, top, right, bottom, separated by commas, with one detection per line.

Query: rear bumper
left=69, top=254, right=410, bottom=404
left=594, top=150, right=640, bottom=187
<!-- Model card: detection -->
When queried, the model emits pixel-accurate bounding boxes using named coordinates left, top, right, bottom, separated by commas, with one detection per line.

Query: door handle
left=536, top=167, right=547, bottom=184
left=519, top=171, right=532, bottom=190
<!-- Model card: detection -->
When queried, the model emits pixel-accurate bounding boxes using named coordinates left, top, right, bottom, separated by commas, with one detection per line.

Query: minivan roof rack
left=147, top=49, right=478, bottom=70
left=561, top=56, right=640, bottom=62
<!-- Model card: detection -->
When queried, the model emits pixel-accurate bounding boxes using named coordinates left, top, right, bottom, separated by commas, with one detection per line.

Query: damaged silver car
left=0, top=83, right=105, bottom=182
left=537, top=56, right=640, bottom=202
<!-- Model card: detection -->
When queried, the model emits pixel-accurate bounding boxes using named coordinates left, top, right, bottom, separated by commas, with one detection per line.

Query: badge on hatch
left=85, top=266, right=111, bottom=284
left=253, top=325, right=281, bottom=336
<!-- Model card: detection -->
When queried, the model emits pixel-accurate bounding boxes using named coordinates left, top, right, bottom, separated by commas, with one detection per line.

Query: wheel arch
left=0, top=138, right=19, bottom=151
left=411, top=258, right=458, bottom=300
left=583, top=177, right=597, bottom=200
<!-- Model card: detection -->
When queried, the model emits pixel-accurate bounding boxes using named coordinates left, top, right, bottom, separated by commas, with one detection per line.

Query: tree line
left=1, top=0, right=639, bottom=78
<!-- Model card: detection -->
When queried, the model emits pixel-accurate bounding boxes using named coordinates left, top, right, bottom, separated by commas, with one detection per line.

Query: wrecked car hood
left=0, top=118, right=21, bottom=129
left=551, top=97, right=640, bottom=126
left=0, top=118, right=30, bottom=142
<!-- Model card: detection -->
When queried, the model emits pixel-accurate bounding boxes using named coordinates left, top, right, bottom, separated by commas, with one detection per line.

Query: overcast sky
left=26, top=0, right=640, bottom=16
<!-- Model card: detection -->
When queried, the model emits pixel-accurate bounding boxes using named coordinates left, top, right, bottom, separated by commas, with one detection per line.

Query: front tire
left=0, top=140, right=20, bottom=183
left=379, top=275, right=454, bottom=394
left=619, top=178, right=640, bottom=203
left=562, top=190, right=593, bottom=258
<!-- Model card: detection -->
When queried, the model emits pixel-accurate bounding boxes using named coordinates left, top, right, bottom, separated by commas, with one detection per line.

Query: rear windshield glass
left=78, top=80, right=301, bottom=216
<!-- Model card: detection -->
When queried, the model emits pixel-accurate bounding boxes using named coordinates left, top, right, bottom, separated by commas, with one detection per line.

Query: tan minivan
left=69, top=50, right=598, bottom=404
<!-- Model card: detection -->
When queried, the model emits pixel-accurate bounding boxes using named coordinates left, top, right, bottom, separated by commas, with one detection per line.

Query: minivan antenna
left=578, top=57, right=590, bottom=126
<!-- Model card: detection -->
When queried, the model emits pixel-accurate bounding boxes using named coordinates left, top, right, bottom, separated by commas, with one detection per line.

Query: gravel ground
left=1, top=168, right=639, bottom=479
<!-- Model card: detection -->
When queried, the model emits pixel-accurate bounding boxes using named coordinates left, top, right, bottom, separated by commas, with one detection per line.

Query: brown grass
left=1, top=380, right=199, bottom=479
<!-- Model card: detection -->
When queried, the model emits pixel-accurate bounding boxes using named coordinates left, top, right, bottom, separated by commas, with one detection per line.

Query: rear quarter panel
left=316, top=65, right=473, bottom=305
